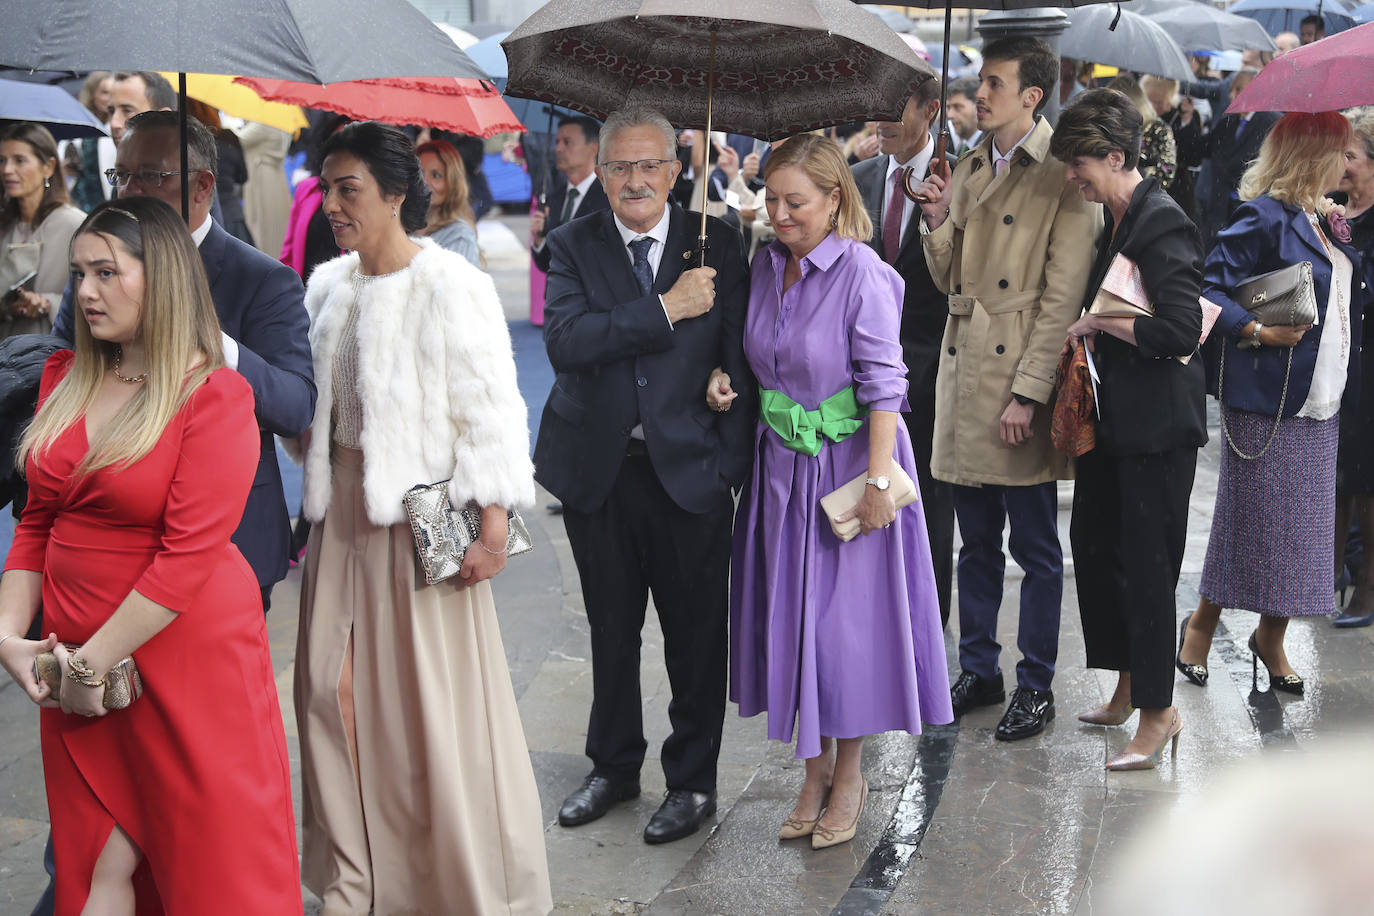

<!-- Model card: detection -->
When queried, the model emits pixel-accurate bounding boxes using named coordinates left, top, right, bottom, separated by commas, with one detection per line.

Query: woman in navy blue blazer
left=1179, top=112, right=1366, bottom=695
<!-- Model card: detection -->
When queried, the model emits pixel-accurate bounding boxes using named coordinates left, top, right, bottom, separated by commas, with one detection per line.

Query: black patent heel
left=1248, top=631, right=1305, bottom=695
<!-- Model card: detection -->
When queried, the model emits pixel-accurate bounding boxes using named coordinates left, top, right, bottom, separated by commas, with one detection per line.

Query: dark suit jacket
left=534, top=204, right=755, bottom=515
left=54, top=221, right=316, bottom=587
left=1201, top=194, right=1366, bottom=417
left=531, top=176, right=611, bottom=273
left=1197, top=111, right=1280, bottom=244
left=1080, top=179, right=1208, bottom=455
left=851, top=154, right=946, bottom=436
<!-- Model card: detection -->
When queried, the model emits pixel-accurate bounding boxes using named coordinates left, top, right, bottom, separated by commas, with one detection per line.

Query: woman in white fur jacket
left=286, top=122, right=552, bottom=916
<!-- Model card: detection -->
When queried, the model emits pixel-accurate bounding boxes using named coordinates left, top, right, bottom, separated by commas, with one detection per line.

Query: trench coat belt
left=947, top=289, right=1044, bottom=317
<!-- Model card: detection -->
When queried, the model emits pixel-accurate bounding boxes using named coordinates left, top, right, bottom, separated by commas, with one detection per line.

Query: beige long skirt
left=295, top=447, right=553, bottom=916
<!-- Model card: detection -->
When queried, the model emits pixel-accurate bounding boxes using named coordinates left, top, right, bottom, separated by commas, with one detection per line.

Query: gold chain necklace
left=111, top=345, right=148, bottom=384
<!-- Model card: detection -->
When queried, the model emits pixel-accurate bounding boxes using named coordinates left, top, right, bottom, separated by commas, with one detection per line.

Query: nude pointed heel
left=812, top=780, right=866, bottom=850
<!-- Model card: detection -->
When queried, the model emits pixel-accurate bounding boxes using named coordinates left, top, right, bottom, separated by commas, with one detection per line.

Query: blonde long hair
left=1239, top=111, right=1352, bottom=216
left=19, top=197, right=224, bottom=475
left=416, top=140, right=476, bottom=231
left=763, top=134, right=873, bottom=243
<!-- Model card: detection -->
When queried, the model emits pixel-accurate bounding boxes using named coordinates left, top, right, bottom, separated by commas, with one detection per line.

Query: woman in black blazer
left=1053, top=90, right=1208, bottom=771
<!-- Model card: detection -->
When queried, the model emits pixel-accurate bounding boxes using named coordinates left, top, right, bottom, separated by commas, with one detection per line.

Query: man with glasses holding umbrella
left=535, top=106, right=754, bottom=845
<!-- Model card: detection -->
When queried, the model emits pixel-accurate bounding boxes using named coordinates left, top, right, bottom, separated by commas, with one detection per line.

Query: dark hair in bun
left=321, top=121, right=431, bottom=233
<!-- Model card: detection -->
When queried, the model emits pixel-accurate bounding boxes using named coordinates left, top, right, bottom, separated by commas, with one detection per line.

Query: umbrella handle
left=904, top=131, right=948, bottom=204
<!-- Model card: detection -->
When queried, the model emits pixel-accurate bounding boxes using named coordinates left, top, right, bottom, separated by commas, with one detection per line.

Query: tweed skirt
left=1200, top=406, right=1339, bottom=617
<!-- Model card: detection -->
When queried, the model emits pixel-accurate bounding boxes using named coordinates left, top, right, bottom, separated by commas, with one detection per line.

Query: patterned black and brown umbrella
left=502, top=0, right=935, bottom=257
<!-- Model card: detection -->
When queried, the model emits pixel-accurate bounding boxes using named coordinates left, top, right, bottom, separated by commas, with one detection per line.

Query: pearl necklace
left=111, top=345, right=147, bottom=384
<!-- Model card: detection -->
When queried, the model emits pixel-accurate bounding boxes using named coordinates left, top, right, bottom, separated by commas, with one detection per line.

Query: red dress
left=6, top=352, right=302, bottom=915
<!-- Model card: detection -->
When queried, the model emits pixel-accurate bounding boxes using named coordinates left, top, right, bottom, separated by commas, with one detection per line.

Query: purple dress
left=729, top=234, right=953, bottom=759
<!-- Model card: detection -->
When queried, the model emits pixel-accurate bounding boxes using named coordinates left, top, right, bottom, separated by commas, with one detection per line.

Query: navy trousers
left=953, top=481, right=1063, bottom=692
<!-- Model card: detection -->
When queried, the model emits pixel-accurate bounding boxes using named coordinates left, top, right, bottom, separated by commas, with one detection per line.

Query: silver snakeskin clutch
left=402, top=481, right=533, bottom=585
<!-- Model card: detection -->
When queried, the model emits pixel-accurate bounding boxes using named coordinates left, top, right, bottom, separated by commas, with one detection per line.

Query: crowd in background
left=0, top=13, right=1370, bottom=914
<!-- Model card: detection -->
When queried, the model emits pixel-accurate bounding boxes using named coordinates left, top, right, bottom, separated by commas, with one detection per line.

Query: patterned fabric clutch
left=34, top=644, right=143, bottom=710
left=402, top=480, right=533, bottom=585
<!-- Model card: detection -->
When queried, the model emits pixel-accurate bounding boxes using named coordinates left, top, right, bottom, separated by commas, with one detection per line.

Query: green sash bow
left=758, top=386, right=867, bottom=457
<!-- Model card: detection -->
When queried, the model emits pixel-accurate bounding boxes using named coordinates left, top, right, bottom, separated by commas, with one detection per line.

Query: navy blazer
left=533, top=204, right=755, bottom=515
left=1202, top=195, right=1366, bottom=417
left=54, top=221, right=316, bottom=588
left=531, top=176, right=611, bottom=273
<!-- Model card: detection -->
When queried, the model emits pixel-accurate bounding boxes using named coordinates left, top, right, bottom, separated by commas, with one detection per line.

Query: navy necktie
left=629, top=237, right=654, bottom=296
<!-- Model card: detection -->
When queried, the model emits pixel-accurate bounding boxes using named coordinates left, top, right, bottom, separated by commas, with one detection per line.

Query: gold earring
left=830, top=211, right=838, bottom=228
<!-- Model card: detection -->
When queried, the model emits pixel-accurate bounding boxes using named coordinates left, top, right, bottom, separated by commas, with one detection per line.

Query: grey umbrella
left=1145, top=3, right=1278, bottom=52
left=1058, top=5, right=1193, bottom=82
left=1, top=0, right=489, bottom=217
left=503, top=0, right=934, bottom=260
left=0, top=0, right=485, bottom=83
left=0, top=78, right=110, bottom=140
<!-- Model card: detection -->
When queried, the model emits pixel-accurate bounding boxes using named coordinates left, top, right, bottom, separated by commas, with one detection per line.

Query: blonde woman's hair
left=1106, top=75, right=1156, bottom=126
left=763, top=134, right=873, bottom=243
left=416, top=139, right=475, bottom=231
left=18, top=197, right=224, bottom=476
left=1239, top=111, right=1352, bottom=216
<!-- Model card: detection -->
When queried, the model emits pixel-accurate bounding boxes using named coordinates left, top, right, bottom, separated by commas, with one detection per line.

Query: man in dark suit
left=1194, top=69, right=1280, bottom=248
left=53, top=110, right=315, bottom=613
left=851, top=77, right=955, bottom=628
left=535, top=106, right=755, bottom=845
left=531, top=116, right=610, bottom=273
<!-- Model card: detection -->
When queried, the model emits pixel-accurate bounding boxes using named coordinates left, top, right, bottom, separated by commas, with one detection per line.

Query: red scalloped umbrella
left=1227, top=21, right=1374, bottom=113
left=235, top=77, right=526, bottom=137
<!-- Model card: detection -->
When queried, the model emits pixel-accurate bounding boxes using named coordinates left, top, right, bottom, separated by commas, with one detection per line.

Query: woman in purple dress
left=708, top=135, right=952, bottom=850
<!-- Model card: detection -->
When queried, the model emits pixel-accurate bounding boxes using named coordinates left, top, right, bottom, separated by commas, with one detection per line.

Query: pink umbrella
left=1228, top=21, right=1374, bottom=113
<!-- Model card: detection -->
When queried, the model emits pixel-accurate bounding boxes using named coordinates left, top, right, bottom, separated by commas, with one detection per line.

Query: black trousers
left=903, top=409, right=954, bottom=628
left=562, top=452, right=733, bottom=793
left=1070, top=446, right=1197, bottom=709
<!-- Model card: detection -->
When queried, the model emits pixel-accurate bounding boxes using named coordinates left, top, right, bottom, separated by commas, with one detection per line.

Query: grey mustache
left=619, top=188, right=657, bottom=201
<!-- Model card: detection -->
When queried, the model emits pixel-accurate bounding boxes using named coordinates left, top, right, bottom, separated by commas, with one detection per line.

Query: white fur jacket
left=283, top=238, right=535, bottom=525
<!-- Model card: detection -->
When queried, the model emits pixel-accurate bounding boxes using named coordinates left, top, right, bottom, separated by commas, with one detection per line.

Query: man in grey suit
left=850, top=76, right=955, bottom=627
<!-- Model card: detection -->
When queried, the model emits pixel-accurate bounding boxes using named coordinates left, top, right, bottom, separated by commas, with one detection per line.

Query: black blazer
left=851, top=154, right=947, bottom=430
left=532, top=176, right=611, bottom=273
left=1080, top=178, right=1208, bottom=456
left=534, top=204, right=755, bottom=515
left=54, top=221, right=316, bottom=587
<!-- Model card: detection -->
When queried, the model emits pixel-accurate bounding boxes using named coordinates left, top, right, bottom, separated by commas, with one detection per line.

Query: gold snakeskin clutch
left=34, top=643, right=143, bottom=710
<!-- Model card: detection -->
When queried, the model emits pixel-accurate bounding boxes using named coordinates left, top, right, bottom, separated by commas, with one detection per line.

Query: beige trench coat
left=922, top=116, right=1103, bottom=487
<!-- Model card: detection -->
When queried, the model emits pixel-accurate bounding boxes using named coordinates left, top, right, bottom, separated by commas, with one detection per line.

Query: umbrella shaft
left=698, top=30, right=717, bottom=268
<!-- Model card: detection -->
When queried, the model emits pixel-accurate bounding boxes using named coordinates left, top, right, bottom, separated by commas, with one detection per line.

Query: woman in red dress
left=0, top=197, right=301, bottom=915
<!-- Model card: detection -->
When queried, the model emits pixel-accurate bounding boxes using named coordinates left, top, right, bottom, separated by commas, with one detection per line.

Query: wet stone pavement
left=3, top=217, right=1374, bottom=914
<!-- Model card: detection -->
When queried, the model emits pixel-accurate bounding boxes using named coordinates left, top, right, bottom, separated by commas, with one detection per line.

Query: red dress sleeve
left=132, top=369, right=260, bottom=612
left=5, top=350, right=75, bottom=573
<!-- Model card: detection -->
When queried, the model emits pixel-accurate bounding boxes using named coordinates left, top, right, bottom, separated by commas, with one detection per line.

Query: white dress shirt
left=884, top=136, right=936, bottom=250
left=565, top=171, right=598, bottom=221
left=612, top=206, right=674, bottom=439
left=991, top=122, right=1039, bottom=175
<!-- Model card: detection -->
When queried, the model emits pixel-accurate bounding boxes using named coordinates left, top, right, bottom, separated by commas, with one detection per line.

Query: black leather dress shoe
left=558, top=774, right=640, bottom=827
left=950, top=670, right=1006, bottom=717
left=995, top=687, right=1055, bottom=741
left=643, top=789, right=717, bottom=844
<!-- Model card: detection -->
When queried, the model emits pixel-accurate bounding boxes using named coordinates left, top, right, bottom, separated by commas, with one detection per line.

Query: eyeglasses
left=104, top=168, right=206, bottom=188
left=599, top=158, right=675, bottom=180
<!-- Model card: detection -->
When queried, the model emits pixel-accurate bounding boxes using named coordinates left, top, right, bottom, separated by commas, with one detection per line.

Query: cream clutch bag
left=820, top=465, right=918, bottom=542
left=402, top=481, right=534, bottom=585
left=34, top=644, right=143, bottom=710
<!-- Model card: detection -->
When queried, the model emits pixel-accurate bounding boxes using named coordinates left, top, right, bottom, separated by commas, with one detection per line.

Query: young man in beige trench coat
left=913, top=35, right=1103, bottom=742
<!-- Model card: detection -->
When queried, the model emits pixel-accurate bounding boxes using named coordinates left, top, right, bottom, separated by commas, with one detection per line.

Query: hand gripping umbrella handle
left=904, top=132, right=949, bottom=205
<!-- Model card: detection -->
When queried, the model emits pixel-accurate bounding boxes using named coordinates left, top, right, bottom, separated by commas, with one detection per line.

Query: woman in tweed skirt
left=1178, top=112, right=1367, bottom=694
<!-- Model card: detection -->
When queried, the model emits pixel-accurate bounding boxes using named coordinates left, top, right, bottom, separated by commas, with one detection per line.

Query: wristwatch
left=1240, top=322, right=1264, bottom=350
left=865, top=476, right=891, bottom=491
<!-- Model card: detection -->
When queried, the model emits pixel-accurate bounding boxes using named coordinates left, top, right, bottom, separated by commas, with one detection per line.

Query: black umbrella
left=1, top=0, right=489, bottom=218
left=503, top=0, right=933, bottom=263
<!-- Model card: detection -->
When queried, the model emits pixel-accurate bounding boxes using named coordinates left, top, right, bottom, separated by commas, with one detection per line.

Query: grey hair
left=598, top=107, right=677, bottom=162
left=1347, top=107, right=1374, bottom=161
